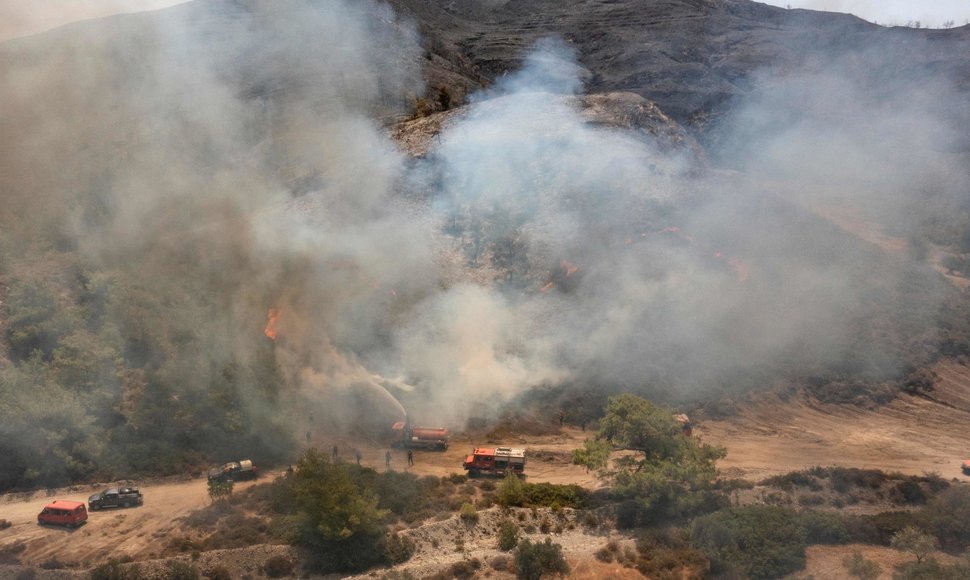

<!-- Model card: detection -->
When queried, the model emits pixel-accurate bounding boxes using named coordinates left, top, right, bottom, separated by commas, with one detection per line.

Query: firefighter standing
left=332, top=445, right=338, bottom=461
left=407, top=448, right=414, bottom=466
left=385, top=449, right=392, bottom=469
left=355, top=450, right=362, bottom=465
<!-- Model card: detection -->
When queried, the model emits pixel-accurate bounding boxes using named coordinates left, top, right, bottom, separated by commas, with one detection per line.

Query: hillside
left=0, top=0, right=969, bottom=492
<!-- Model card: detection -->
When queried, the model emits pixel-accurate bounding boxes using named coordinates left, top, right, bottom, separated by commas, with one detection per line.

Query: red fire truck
left=462, top=447, right=526, bottom=478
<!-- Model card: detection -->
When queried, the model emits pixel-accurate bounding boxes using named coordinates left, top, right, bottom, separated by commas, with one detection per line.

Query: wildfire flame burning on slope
left=264, top=308, right=281, bottom=342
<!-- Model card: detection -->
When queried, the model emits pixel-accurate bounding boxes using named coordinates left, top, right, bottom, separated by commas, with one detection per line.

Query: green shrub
left=920, top=485, right=970, bottom=550
left=845, top=511, right=920, bottom=545
left=514, top=538, right=570, bottom=580
left=691, top=506, right=806, bottom=580
left=842, top=552, right=880, bottom=580
left=762, top=470, right=824, bottom=492
left=893, top=480, right=929, bottom=505
left=262, top=555, right=293, bottom=578
left=523, top=482, right=587, bottom=508
left=165, top=561, right=199, bottom=580
left=498, top=519, right=519, bottom=551
left=798, top=510, right=849, bottom=544
left=381, top=532, right=416, bottom=564
left=459, top=502, right=478, bottom=523
left=495, top=472, right=526, bottom=507
left=88, top=560, right=141, bottom=580
left=39, top=559, right=65, bottom=570
left=893, top=557, right=970, bottom=580
left=203, top=566, right=232, bottom=580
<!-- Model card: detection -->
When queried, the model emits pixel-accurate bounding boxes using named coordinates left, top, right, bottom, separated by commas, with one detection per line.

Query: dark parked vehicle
left=88, top=487, right=143, bottom=510
left=207, top=459, right=258, bottom=482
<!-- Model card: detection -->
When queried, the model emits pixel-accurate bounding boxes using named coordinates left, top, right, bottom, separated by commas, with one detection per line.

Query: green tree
left=891, top=526, right=938, bottom=564
left=571, top=439, right=610, bottom=472
left=574, top=394, right=726, bottom=521
left=284, top=449, right=389, bottom=571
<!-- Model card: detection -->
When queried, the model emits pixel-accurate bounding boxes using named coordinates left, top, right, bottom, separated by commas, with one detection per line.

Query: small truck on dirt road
left=962, top=459, right=970, bottom=476
left=88, top=487, right=143, bottom=510
left=207, top=459, right=259, bottom=482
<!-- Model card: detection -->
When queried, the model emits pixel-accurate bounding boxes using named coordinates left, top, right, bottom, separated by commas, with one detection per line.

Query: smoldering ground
left=0, top=0, right=968, bottom=478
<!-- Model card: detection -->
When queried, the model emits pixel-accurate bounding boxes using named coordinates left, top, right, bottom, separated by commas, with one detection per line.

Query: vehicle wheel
left=123, top=501, right=131, bottom=508
left=467, top=469, right=478, bottom=478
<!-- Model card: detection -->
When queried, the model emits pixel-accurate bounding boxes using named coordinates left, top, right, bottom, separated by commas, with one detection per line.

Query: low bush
left=428, top=559, right=481, bottom=580
left=893, top=480, right=929, bottom=505
left=489, top=554, right=510, bottom=571
left=798, top=494, right=826, bottom=507
left=88, top=560, right=141, bottom=580
left=522, top=482, right=587, bottom=508
left=919, top=485, right=970, bottom=551
left=845, top=511, right=920, bottom=545
left=762, top=471, right=824, bottom=492
left=498, top=519, right=519, bottom=551
left=514, top=538, right=570, bottom=580
left=203, top=566, right=232, bottom=580
left=459, top=502, right=478, bottom=523
left=798, top=510, right=849, bottom=544
left=842, top=552, right=880, bottom=580
left=165, top=561, right=199, bottom=580
left=691, top=506, right=806, bottom=580
left=495, top=473, right=526, bottom=507
left=381, top=532, right=416, bottom=564
left=263, top=555, right=293, bottom=578
left=893, top=557, right=970, bottom=580
left=39, top=558, right=65, bottom=570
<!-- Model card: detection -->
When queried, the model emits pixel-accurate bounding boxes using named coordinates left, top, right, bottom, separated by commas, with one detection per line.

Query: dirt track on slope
left=699, top=359, right=970, bottom=481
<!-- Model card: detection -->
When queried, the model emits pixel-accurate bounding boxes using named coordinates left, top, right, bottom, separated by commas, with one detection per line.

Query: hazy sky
left=762, top=0, right=970, bottom=27
left=1, top=0, right=967, bottom=43
left=0, top=0, right=190, bottom=42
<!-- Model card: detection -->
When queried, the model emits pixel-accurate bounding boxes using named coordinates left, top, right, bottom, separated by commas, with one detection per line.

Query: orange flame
left=264, top=308, right=281, bottom=342
left=560, top=260, right=578, bottom=276
left=540, top=282, right=555, bottom=292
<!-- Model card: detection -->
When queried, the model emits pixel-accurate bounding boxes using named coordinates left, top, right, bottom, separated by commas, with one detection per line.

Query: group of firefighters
left=314, top=443, right=415, bottom=469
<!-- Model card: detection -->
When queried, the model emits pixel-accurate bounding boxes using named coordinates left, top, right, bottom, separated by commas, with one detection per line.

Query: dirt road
left=0, top=431, right=597, bottom=567
left=4, top=360, right=970, bottom=567
left=0, top=477, right=267, bottom=567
